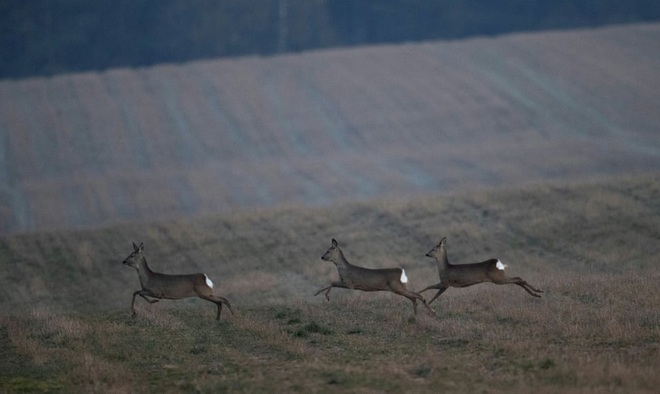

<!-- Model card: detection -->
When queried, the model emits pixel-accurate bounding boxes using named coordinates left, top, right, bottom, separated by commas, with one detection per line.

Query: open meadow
left=0, top=174, right=658, bottom=393
left=1, top=19, right=659, bottom=394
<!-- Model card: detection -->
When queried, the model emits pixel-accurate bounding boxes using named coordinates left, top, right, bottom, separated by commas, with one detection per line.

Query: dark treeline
left=2, top=0, right=659, bottom=79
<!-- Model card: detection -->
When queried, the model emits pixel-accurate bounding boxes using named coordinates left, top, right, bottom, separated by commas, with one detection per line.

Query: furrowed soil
left=0, top=175, right=658, bottom=393
left=1, top=23, right=659, bottom=234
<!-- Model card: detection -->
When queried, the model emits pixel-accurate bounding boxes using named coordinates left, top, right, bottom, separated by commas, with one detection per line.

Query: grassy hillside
left=1, top=23, right=659, bottom=234
left=0, top=175, right=658, bottom=392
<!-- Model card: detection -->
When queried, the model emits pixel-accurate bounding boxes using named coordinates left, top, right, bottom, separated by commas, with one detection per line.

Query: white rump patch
left=205, top=274, right=214, bottom=289
left=496, top=260, right=507, bottom=271
left=400, top=268, right=408, bottom=283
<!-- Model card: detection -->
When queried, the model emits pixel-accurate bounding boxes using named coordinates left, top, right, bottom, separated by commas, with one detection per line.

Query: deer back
left=341, top=265, right=405, bottom=291
left=144, top=272, right=209, bottom=299
left=444, top=259, right=498, bottom=287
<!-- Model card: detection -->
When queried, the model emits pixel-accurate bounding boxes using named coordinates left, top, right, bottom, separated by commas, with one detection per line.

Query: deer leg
left=139, top=294, right=160, bottom=304
left=496, top=277, right=542, bottom=297
left=131, top=290, right=158, bottom=316
left=508, top=277, right=543, bottom=297
left=420, top=297, right=436, bottom=315
left=511, top=277, right=543, bottom=293
left=213, top=296, right=234, bottom=318
left=390, top=284, right=436, bottom=315
left=418, top=282, right=441, bottom=294
left=131, top=291, right=140, bottom=316
left=200, top=295, right=234, bottom=320
left=427, top=285, right=448, bottom=305
left=314, top=282, right=348, bottom=301
left=313, top=285, right=332, bottom=300
left=214, top=296, right=234, bottom=315
left=517, top=282, right=542, bottom=297
left=420, top=282, right=448, bottom=305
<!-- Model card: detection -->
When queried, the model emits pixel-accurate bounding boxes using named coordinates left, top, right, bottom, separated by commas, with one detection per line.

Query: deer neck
left=135, top=257, right=155, bottom=287
left=333, top=249, right=353, bottom=273
left=436, top=247, right=451, bottom=270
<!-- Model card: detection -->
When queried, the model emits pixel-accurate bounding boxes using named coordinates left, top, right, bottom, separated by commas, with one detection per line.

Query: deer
left=122, top=242, right=234, bottom=320
left=419, top=237, right=543, bottom=304
left=314, top=239, right=435, bottom=315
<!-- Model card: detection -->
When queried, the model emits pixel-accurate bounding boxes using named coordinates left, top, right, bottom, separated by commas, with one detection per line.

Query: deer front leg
left=130, top=290, right=159, bottom=315
left=139, top=294, right=160, bottom=304
left=419, top=282, right=448, bottom=305
left=314, top=282, right=348, bottom=301
left=428, top=285, right=448, bottom=305
left=131, top=290, right=140, bottom=316
left=131, top=290, right=160, bottom=316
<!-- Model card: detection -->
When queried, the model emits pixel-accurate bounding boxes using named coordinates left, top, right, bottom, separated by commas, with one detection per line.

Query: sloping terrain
left=1, top=23, right=659, bottom=234
left=0, top=175, right=658, bottom=392
left=0, top=174, right=657, bottom=312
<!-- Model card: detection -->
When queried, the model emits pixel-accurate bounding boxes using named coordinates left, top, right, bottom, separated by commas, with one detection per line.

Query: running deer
left=314, top=239, right=435, bottom=315
left=419, top=237, right=543, bottom=304
left=122, top=242, right=234, bottom=320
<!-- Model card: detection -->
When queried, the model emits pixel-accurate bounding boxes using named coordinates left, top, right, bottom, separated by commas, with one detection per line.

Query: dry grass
left=0, top=175, right=659, bottom=392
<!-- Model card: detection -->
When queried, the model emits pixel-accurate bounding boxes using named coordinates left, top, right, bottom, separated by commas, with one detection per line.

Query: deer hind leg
left=200, top=295, right=234, bottom=320
left=419, top=282, right=448, bottom=305
left=390, top=283, right=436, bottom=316
left=512, top=277, right=543, bottom=294
left=213, top=295, right=234, bottom=319
left=495, top=276, right=543, bottom=297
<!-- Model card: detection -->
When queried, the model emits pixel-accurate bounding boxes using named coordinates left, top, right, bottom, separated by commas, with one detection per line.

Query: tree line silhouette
left=2, top=0, right=659, bottom=78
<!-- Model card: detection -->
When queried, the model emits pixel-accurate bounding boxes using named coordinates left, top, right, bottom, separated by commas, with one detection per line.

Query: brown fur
left=420, top=237, right=543, bottom=304
left=315, top=239, right=434, bottom=315
left=123, top=242, right=234, bottom=320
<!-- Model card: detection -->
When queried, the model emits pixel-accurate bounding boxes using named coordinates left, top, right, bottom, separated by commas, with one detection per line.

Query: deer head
left=123, top=242, right=145, bottom=269
left=321, top=238, right=340, bottom=262
left=425, top=237, right=447, bottom=258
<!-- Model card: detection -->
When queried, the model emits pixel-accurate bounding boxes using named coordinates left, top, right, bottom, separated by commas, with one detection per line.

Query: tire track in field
left=102, top=71, right=151, bottom=170
left=0, top=124, right=33, bottom=232
left=192, top=66, right=254, bottom=159
left=301, top=75, right=364, bottom=153
left=146, top=67, right=209, bottom=166
left=263, top=66, right=311, bottom=157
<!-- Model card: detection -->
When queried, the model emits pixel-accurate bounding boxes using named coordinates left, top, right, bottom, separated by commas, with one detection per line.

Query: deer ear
left=331, top=239, right=338, bottom=248
left=138, top=242, right=144, bottom=251
left=133, top=242, right=139, bottom=252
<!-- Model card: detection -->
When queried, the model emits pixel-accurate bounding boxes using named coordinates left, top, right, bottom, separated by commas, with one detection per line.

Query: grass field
left=0, top=174, right=658, bottom=392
